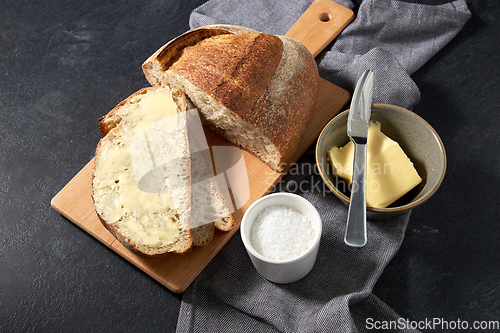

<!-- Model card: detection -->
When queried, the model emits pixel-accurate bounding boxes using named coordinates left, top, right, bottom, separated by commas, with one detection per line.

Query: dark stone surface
left=373, top=0, right=500, bottom=328
left=1, top=0, right=498, bottom=332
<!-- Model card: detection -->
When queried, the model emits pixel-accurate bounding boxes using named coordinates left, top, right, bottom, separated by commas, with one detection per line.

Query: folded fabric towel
left=177, top=1, right=470, bottom=332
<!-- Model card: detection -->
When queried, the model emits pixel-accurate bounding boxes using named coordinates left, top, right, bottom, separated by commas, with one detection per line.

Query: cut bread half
left=142, top=25, right=319, bottom=172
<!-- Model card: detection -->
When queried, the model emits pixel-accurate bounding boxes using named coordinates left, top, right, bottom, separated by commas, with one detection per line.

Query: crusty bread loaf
left=92, top=86, right=193, bottom=257
left=142, top=25, right=319, bottom=172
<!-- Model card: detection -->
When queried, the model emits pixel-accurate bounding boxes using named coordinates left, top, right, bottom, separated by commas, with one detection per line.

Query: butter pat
left=328, top=121, right=422, bottom=208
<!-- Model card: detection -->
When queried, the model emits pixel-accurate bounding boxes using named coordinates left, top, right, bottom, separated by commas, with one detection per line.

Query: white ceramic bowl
left=240, top=193, right=322, bottom=284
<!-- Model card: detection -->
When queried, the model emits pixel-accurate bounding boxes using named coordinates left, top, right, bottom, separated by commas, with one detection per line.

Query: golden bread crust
left=142, top=25, right=319, bottom=172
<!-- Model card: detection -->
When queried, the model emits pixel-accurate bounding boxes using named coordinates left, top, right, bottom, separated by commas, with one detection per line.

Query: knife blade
left=345, top=69, right=374, bottom=248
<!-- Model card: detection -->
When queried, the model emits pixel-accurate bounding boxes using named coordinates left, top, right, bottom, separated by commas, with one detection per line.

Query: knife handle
left=345, top=142, right=367, bottom=248
left=285, top=0, right=354, bottom=57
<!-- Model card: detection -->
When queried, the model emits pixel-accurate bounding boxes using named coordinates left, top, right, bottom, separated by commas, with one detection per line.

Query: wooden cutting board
left=51, top=0, right=354, bottom=293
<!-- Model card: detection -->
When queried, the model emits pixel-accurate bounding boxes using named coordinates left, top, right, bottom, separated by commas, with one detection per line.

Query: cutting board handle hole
left=318, top=12, right=332, bottom=22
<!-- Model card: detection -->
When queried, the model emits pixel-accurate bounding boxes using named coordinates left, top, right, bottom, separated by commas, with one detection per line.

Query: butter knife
left=345, top=69, right=374, bottom=248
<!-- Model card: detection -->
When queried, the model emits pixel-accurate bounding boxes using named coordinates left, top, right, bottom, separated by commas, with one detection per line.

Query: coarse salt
left=250, top=205, right=316, bottom=261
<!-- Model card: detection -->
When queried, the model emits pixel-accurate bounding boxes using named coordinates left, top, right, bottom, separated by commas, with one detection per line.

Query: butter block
left=328, top=121, right=422, bottom=208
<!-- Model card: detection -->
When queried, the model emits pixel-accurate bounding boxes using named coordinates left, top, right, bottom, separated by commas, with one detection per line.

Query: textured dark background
left=1, top=0, right=498, bottom=332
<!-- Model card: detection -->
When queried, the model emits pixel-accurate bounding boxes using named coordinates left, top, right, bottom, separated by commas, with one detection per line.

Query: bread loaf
left=92, top=86, right=234, bottom=257
left=142, top=25, right=319, bottom=172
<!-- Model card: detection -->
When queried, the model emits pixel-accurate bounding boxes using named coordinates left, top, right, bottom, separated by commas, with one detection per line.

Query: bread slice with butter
left=92, top=86, right=234, bottom=257
left=93, top=86, right=193, bottom=256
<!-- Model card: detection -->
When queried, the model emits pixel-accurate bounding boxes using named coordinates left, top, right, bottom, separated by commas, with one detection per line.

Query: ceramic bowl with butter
left=240, top=193, right=322, bottom=284
left=315, top=104, right=446, bottom=218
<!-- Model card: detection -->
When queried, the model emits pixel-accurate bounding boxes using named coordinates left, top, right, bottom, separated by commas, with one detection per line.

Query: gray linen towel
left=177, top=1, right=470, bottom=332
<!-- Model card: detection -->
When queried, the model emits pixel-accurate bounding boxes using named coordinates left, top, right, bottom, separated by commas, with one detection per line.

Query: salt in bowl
left=240, top=192, right=322, bottom=284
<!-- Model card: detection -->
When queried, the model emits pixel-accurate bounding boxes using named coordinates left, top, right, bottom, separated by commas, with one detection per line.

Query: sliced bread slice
left=188, top=109, right=235, bottom=237
left=92, top=86, right=192, bottom=257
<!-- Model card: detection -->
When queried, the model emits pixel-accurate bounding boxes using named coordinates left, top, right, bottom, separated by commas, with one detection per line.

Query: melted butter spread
left=328, top=121, right=422, bottom=208
left=94, top=88, right=182, bottom=247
